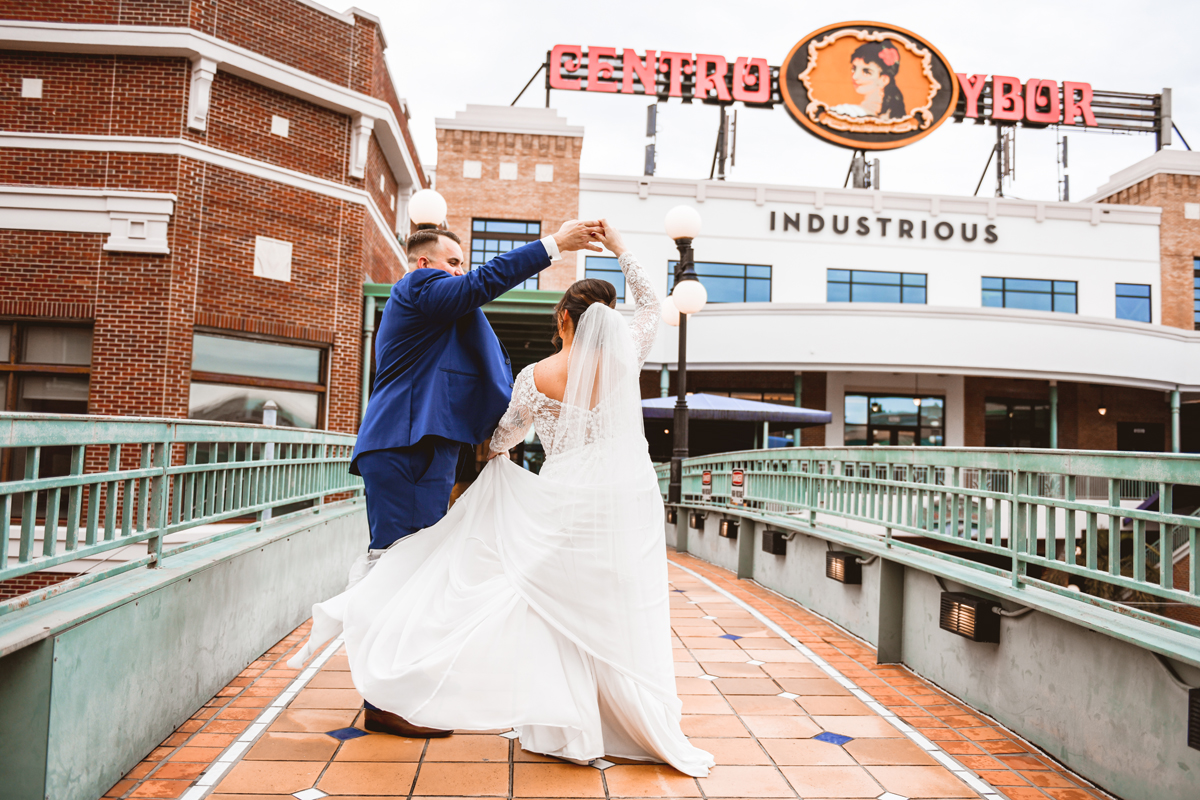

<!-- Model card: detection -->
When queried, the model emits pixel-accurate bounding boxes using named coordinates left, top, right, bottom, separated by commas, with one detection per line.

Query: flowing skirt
left=290, top=451, right=713, bottom=776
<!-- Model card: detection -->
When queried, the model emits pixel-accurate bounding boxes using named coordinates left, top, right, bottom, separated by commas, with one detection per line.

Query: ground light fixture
left=665, top=205, right=704, bottom=506
left=825, top=551, right=863, bottom=584
left=665, top=507, right=677, bottom=525
left=408, top=189, right=447, bottom=230
left=689, top=511, right=705, bottom=530
left=762, top=529, right=788, bottom=555
left=1189, top=689, right=1200, bottom=751
left=719, top=519, right=739, bottom=539
left=939, top=592, right=1001, bottom=643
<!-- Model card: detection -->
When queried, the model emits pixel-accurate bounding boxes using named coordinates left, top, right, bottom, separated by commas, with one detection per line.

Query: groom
left=350, top=218, right=603, bottom=737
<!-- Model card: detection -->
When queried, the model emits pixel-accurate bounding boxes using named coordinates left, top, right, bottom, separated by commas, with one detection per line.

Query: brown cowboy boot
left=363, top=706, right=453, bottom=738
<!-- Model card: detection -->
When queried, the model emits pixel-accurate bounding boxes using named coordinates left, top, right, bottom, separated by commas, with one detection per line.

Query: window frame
left=1114, top=282, right=1152, bottom=323
left=826, top=269, right=927, bottom=304
left=981, top=276, right=1077, bottom=314
left=470, top=218, right=543, bottom=290
left=189, top=328, right=329, bottom=430
left=666, top=260, right=772, bottom=303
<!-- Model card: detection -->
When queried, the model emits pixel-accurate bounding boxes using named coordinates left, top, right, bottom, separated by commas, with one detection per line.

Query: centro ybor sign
left=545, top=22, right=1169, bottom=150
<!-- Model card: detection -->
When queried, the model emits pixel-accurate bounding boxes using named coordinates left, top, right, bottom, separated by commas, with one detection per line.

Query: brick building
left=434, top=105, right=584, bottom=292
left=0, top=0, right=424, bottom=441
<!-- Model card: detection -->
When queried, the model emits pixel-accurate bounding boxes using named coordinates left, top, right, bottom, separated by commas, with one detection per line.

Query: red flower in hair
left=878, top=47, right=899, bottom=67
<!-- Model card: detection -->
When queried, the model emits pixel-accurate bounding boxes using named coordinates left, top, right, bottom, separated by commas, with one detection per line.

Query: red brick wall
left=185, top=71, right=349, bottom=184
left=4, top=0, right=188, bottom=25
left=437, top=127, right=583, bottom=290
left=0, top=53, right=188, bottom=138
left=1100, top=173, right=1200, bottom=331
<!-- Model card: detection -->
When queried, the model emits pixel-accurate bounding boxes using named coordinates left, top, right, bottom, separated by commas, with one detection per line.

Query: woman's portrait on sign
left=797, top=29, right=941, bottom=135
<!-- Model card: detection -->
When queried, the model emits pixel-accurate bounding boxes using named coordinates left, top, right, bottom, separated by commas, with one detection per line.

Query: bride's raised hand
left=595, top=219, right=627, bottom=258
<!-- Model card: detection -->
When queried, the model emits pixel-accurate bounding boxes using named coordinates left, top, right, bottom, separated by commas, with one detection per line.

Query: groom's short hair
left=406, top=229, right=461, bottom=264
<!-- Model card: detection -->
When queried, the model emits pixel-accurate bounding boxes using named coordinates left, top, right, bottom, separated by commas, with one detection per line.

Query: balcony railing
left=0, top=413, right=362, bottom=616
left=659, top=446, right=1200, bottom=640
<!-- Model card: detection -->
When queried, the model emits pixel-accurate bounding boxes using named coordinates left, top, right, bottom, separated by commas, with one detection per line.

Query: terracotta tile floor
left=103, top=551, right=1114, bottom=800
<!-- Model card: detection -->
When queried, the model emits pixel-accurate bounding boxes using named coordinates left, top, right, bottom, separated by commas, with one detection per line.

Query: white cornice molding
left=1085, top=149, right=1200, bottom=202
left=0, top=21, right=420, bottom=191
left=581, top=174, right=1162, bottom=227
left=0, top=132, right=403, bottom=264
left=0, top=186, right=176, bottom=253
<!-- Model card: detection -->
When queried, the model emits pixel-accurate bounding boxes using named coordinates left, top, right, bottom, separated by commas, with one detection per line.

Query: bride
left=289, top=222, right=714, bottom=777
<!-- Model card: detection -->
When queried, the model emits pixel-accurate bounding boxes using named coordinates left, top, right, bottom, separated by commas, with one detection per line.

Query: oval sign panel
left=781, top=21, right=959, bottom=150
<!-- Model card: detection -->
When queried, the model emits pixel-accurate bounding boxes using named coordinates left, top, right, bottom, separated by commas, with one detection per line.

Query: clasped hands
left=552, top=219, right=626, bottom=258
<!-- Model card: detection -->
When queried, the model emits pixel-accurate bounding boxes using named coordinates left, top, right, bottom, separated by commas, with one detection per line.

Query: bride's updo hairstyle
left=551, top=278, right=618, bottom=350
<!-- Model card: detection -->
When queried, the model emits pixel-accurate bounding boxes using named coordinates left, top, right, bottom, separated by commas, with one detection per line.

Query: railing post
left=1011, top=468, right=1025, bottom=589
left=1049, top=380, right=1058, bottom=449
left=146, top=438, right=168, bottom=568
left=260, top=401, right=278, bottom=525
left=361, top=295, right=376, bottom=425
left=1171, top=388, right=1181, bottom=454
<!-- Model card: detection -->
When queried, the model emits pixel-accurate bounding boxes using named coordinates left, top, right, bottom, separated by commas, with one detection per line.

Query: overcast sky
left=370, top=0, right=1198, bottom=202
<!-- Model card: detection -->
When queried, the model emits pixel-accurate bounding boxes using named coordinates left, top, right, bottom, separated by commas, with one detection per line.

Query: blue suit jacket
left=351, top=240, right=551, bottom=472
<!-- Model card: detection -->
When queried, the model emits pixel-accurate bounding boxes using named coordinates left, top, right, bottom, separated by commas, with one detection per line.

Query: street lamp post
left=663, top=207, right=706, bottom=505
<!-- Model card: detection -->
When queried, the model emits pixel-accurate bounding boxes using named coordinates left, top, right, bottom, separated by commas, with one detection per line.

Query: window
left=1115, top=283, right=1151, bottom=323
left=1194, top=258, right=1199, bottom=330
left=189, top=333, right=325, bottom=428
left=584, top=256, right=625, bottom=302
left=985, top=398, right=1050, bottom=448
left=0, top=323, right=92, bottom=414
left=827, top=270, right=926, bottom=303
left=667, top=262, right=771, bottom=303
left=982, top=277, right=1076, bottom=313
left=471, top=219, right=542, bottom=290
left=844, top=394, right=944, bottom=447
left=1, top=322, right=93, bottom=505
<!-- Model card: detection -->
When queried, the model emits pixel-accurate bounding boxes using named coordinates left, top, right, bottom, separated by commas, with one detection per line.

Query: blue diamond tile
left=325, top=727, right=369, bottom=741
left=813, top=731, right=854, bottom=746
left=671, top=589, right=686, bottom=593
left=719, top=634, right=743, bottom=640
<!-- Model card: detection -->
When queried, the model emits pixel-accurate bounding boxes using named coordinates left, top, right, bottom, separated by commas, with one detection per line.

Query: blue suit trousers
left=357, top=438, right=461, bottom=551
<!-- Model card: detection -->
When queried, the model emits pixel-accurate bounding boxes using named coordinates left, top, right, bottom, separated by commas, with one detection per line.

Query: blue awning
left=642, top=394, right=832, bottom=426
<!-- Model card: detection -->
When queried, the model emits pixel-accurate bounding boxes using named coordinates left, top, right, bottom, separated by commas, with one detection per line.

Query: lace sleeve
left=489, top=365, right=536, bottom=454
left=620, top=252, right=660, bottom=366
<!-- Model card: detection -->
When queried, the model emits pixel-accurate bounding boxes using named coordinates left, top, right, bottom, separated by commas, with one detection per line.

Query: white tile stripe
left=667, top=561, right=1000, bottom=800
left=178, top=635, right=346, bottom=799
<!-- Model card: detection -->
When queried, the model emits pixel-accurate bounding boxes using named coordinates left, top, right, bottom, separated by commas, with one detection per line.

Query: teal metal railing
left=659, top=447, right=1200, bottom=636
left=0, top=413, right=362, bottom=616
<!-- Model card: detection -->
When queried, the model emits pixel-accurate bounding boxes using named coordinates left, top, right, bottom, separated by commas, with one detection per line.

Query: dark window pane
left=0, top=324, right=11, bottom=362
left=700, top=276, right=746, bottom=303
left=188, top=383, right=318, bottom=428
left=852, top=270, right=901, bottom=285
left=1116, top=283, right=1150, bottom=298
left=902, top=287, right=926, bottom=304
left=22, top=327, right=92, bottom=365
left=1005, top=292, right=1054, bottom=312
left=192, top=334, right=322, bottom=384
left=844, top=424, right=868, bottom=446
left=1006, top=278, right=1052, bottom=293
left=845, top=394, right=868, bottom=425
left=827, top=282, right=851, bottom=302
left=746, top=280, right=771, bottom=302
left=854, top=283, right=902, bottom=303
left=1116, top=296, right=1151, bottom=322
left=694, top=262, right=746, bottom=277
left=982, top=290, right=1003, bottom=307
left=16, top=374, right=89, bottom=414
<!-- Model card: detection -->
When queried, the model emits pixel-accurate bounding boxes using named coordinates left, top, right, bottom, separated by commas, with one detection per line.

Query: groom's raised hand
left=553, top=220, right=605, bottom=254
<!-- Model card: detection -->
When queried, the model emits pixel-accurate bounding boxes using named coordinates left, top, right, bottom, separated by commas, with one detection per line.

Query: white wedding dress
left=290, top=254, right=714, bottom=777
